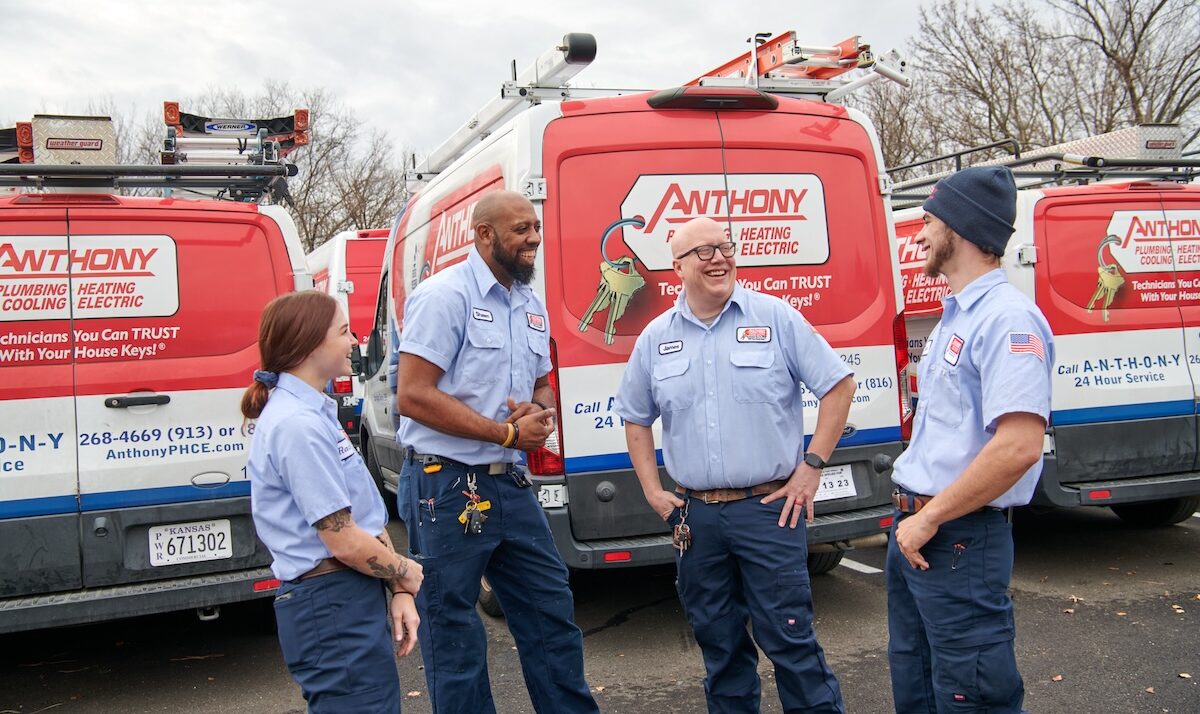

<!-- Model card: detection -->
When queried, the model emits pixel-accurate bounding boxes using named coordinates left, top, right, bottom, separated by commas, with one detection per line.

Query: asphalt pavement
left=1, top=506, right=1197, bottom=713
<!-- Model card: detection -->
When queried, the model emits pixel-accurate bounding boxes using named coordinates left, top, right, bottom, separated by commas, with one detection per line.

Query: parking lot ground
left=1, top=506, right=1196, bottom=713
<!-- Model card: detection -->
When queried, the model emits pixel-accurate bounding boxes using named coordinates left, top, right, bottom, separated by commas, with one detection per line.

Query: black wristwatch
left=803, top=452, right=827, bottom=470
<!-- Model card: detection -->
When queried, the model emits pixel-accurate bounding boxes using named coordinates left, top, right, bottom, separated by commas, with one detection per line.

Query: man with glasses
left=616, top=217, right=856, bottom=713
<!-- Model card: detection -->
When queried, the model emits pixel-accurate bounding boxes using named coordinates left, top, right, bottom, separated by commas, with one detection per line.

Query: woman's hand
left=390, top=591, right=420, bottom=657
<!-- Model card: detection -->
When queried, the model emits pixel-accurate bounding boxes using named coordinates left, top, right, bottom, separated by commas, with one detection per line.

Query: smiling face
left=916, top=212, right=958, bottom=278
left=671, top=217, right=736, bottom=314
left=307, top=306, right=356, bottom=381
left=475, top=191, right=542, bottom=285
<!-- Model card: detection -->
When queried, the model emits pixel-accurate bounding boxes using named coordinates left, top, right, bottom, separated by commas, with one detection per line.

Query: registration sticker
left=814, top=464, right=856, bottom=502
left=148, top=519, right=233, bottom=566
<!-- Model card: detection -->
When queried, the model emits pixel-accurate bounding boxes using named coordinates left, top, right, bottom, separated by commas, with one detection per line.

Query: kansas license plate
left=148, top=519, right=233, bottom=566
left=537, top=484, right=566, bottom=509
left=814, top=464, right=856, bottom=502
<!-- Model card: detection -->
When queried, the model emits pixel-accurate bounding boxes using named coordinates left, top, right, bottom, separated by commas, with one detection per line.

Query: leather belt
left=678, top=480, right=788, bottom=505
left=407, top=449, right=510, bottom=475
left=299, top=557, right=349, bottom=581
left=891, top=489, right=1003, bottom=515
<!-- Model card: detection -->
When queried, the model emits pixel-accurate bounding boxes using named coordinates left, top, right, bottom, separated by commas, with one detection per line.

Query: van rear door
left=67, top=203, right=281, bottom=587
left=0, top=202, right=81, bottom=597
left=1036, top=188, right=1196, bottom=489
left=1160, top=189, right=1200, bottom=472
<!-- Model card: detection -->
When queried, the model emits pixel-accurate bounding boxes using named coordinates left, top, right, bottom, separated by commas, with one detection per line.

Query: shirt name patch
left=471, top=307, right=493, bottom=322
left=1009, top=332, right=1045, bottom=361
left=337, top=435, right=356, bottom=462
left=658, top=340, right=683, bottom=355
left=526, top=312, right=546, bottom=331
left=943, top=334, right=964, bottom=366
left=736, top=326, right=772, bottom=343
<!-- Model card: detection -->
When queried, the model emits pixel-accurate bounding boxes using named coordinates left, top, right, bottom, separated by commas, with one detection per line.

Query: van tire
left=363, top=438, right=398, bottom=517
left=806, top=550, right=845, bottom=575
left=1110, top=496, right=1200, bottom=527
left=478, top=576, right=504, bottom=618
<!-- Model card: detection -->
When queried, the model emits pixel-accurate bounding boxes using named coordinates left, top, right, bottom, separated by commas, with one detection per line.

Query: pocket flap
left=653, top=357, right=690, bottom=380
left=527, top=331, right=550, bottom=356
left=730, top=349, right=775, bottom=369
left=466, top=324, right=502, bottom=349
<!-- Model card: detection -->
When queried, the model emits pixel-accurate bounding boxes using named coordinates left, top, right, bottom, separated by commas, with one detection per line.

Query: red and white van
left=0, top=115, right=310, bottom=633
left=360, top=33, right=914, bottom=575
left=307, top=228, right=388, bottom=446
left=895, top=171, right=1200, bottom=525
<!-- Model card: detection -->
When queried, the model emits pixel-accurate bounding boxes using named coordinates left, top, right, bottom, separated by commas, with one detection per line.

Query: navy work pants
left=274, top=568, right=401, bottom=713
left=886, top=509, right=1024, bottom=713
left=671, top=496, right=844, bottom=714
left=402, top=457, right=598, bottom=714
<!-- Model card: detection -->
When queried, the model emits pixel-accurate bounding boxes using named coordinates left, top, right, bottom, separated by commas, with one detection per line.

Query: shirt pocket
left=463, top=321, right=504, bottom=385
left=516, top=331, right=550, bottom=396
left=925, top=362, right=964, bottom=427
left=730, top=348, right=789, bottom=404
left=652, top=356, right=695, bottom=412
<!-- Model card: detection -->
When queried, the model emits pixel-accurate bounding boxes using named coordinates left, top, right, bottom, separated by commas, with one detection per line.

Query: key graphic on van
left=578, top=257, right=645, bottom=344
left=1086, top=235, right=1124, bottom=322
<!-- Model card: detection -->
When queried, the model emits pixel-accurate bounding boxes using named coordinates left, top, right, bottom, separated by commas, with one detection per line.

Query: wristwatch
left=803, top=452, right=827, bottom=470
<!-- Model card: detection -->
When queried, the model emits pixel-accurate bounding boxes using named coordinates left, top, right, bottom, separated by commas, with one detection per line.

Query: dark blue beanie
left=923, top=166, right=1017, bottom=256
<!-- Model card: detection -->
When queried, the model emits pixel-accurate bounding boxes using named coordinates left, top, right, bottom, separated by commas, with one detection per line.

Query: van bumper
left=1033, top=456, right=1200, bottom=507
left=543, top=503, right=894, bottom=570
left=0, top=567, right=278, bottom=635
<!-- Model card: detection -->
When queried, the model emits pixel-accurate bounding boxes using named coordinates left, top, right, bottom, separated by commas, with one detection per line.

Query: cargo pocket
left=776, top=569, right=815, bottom=637
left=730, top=349, right=788, bottom=404
left=652, top=357, right=695, bottom=411
left=463, top=322, right=503, bottom=385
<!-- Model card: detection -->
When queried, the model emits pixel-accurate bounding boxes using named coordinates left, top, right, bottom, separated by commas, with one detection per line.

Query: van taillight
left=332, top=376, right=353, bottom=394
left=526, top=338, right=565, bottom=476
left=893, top=313, right=914, bottom=441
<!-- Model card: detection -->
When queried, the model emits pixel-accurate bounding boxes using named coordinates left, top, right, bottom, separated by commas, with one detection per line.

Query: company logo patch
left=943, top=334, right=964, bottom=366
left=471, top=307, right=493, bottom=322
left=337, top=435, right=356, bottom=462
left=527, top=312, right=546, bottom=331
left=736, top=326, right=772, bottom=343
left=658, top=340, right=683, bottom=355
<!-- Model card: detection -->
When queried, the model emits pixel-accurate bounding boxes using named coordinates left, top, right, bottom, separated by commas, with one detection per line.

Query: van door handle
left=105, top=394, right=171, bottom=408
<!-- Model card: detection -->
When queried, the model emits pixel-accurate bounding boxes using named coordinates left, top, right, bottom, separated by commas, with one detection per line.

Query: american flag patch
left=1009, top=332, right=1045, bottom=360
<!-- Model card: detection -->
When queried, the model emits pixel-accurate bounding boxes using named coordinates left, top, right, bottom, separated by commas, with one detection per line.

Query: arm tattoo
left=314, top=508, right=352, bottom=532
left=366, top=554, right=410, bottom=581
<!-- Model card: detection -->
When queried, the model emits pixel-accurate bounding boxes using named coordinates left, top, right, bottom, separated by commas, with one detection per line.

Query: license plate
left=814, top=464, right=856, bottom=502
left=148, top=519, right=233, bottom=566
left=537, top=484, right=565, bottom=509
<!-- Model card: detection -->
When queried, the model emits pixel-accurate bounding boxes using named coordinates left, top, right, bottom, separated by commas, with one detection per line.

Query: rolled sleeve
left=785, top=310, right=853, bottom=399
left=398, top=283, right=465, bottom=372
left=977, top=312, right=1053, bottom=430
left=272, top=415, right=352, bottom=526
left=614, top=332, right=659, bottom=427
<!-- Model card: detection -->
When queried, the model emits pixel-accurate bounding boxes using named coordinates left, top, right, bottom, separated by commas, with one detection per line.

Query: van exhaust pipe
left=195, top=606, right=220, bottom=622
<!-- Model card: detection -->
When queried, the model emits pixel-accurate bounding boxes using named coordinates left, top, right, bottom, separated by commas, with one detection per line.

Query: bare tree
left=857, top=0, right=1200, bottom=180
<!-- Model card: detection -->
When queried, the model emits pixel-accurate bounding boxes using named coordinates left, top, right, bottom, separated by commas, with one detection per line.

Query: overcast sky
left=2, top=0, right=925, bottom=155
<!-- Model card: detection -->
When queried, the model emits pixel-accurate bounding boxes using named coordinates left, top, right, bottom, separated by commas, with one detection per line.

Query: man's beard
left=494, top=241, right=536, bottom=284
left=923, top=235, right=955, bottom=278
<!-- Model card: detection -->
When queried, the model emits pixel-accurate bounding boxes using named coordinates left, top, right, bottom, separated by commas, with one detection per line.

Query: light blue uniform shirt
left=891, top=269, right=1055, bottom=508
left=397, top=247, right=553, bottom=464
left=247, top=373, right=388, bottom=581
left=615, top=285, right=852, bottom=490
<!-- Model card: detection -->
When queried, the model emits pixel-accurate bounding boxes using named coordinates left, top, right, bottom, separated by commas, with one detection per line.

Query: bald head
left=671, top=217, right=727, bottom=258
left=472, top=190, right=533, bottom=232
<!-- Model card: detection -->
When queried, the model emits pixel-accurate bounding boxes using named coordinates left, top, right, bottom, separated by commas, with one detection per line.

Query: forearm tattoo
left=366, top=554, right=410, bottom=581
left=314, top=508, right=352, bottom=532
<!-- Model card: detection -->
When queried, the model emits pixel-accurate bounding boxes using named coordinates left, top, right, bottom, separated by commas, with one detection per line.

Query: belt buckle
left=488, top=463, right=507, bottom=476
left=701, top=490, right=718, bottom=505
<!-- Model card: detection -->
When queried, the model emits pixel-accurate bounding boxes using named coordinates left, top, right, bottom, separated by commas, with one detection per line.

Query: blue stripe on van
left=0, top=495, right=78, bottom=519
left=562, top=426, right=902, bottom=473
left=1051, top=400, right=1194, bottom=426
left=79, top=481, right=251, bottom=512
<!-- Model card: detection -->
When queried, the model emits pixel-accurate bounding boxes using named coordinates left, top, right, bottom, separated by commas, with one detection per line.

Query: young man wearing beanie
left=886, top=166, right=1054, bottom=713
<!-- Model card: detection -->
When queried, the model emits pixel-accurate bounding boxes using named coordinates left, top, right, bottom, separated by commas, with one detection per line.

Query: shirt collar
left=275, top=372, right=334, bottom=413
left=672, top=284, right=748, bottom=325
left=944, top=268, right=1006, bottom=312
left=467, top=245, right=532, bottom=305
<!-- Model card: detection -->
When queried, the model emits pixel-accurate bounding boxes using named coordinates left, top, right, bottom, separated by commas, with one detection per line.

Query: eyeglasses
left=674, top=241, right=737, bottom=261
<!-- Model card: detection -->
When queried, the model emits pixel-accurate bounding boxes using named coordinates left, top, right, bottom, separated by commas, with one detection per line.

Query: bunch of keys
left=672, top=500, right=691, bottom=556
left=1086, top=236, right=1124, bottom=323
left=578, top=257, right=646, bottom=345
left=459, top=475, right=491, bottom=535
